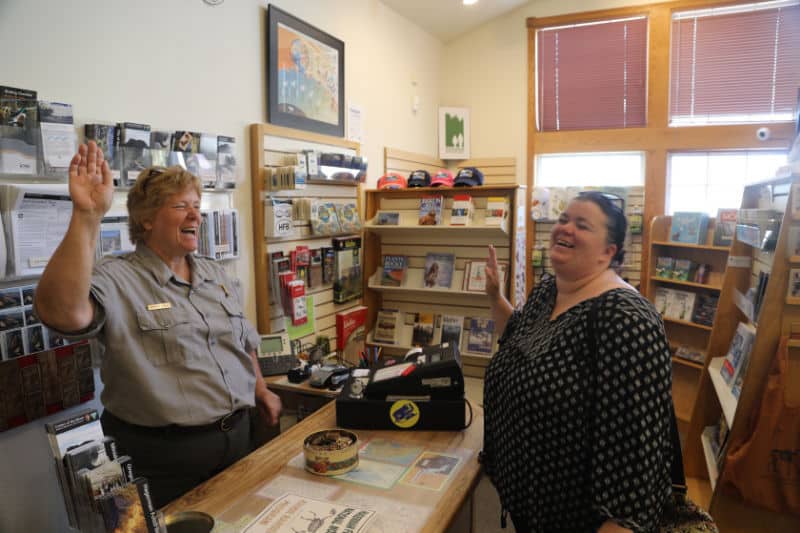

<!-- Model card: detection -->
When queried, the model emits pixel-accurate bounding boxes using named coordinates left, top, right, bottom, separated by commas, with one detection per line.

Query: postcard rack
left=249, top=123, right=364, bottom=351
left=362, top=148, right=525, bottom=378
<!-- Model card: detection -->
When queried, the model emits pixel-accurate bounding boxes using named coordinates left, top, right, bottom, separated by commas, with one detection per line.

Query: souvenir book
left=692, top=293, right=719, bottom=327
left=664, top=289, right=696, bottom=321
left=335, top=202, right=361, bottom=232
left=669, top=212, right=709, bottom=245
left=418, top=195, right=444, bottom=225
left=423, top=253, right=455, bottom=289
left=411, top=312, right=435, bottom=346
left=440, top=315, right=464, bottom=351
left=485, top=196, right=510, bottom=227
left=655, top=256, right=674, bottom=278
left=96, top=477, right=159, bottom=533
left=466, top=317, right=495, bottom=355
left=373, top=308, right=399, bottom=344
left=375, top=211, right=400, bottom=225
left=450, top=194, right=474, bottom=225
left=381, top=255, right=407, bottom=287
left=336, top=306, right=367, bottom=365
left=719, top=321, right=756, bottom=386
left=671, top=258, right=694, bottom=281
left=713, top=208, right=738, bottom=246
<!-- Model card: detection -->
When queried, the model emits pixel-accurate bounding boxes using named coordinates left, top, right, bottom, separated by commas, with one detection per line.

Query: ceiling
left=380, top=0, right=530, bottom=43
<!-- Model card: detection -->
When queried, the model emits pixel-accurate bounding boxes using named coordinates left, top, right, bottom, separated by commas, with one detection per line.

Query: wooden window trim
left=525, top=0, right=795, bottom=292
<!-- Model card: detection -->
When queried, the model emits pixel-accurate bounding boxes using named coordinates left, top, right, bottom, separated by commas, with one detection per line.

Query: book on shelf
left=674, top=345, right=705, bottom=364
left=692, top=264, right=711, bottom=284
left=380, top=255, right=407, bottom=287
left=655, top=256, right=674, bottom=278
left=335, top=202, right=361, bottom=233
left=719, top=321, right=757, bottom=386
left=373, top=308, right=399, bottom=344
left=671, top=258, right=694, bottom=281
left=418, top=195, right=444, bottom=225
left=440, top=315, right=464, bottom=351
left=713, top=208, right=738, bottom=246
left=375, top=211, right=400, bottom=225
left=411, top=312, right=436, bottom=346
left=336, top=306, right=367, bottom=365
left=787, top=268, right=800, bottom=299
left=462, top=260, right=508, bottom=293
left=450, top=194, right=474, bottom=226
left=753, top=271, right=769, bottom=319
left=670, top=212, right=709, bottom=245
left=654, top=288, right=669, bottom=316
left=422, top=253, right=455, bottom=289
left=691, top=293, right=719, bottom=327
left=663, top=289, right=696, bottom=322
left=332, top=236, right=362, bottom=304
left=466, top=317, right=495, bottom=355
left=485, top=196, right=510, bottom=227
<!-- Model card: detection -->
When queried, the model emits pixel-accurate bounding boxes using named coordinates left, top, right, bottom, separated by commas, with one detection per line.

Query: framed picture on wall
left=438, top=107, right=470, bottom=160
left=266, top=5, right=345, bottom=137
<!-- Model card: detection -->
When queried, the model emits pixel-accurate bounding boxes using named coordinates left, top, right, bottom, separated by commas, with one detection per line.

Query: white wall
left=440, top=0, right=655, bottom=182
left=0, top=0, right=442, bottom=529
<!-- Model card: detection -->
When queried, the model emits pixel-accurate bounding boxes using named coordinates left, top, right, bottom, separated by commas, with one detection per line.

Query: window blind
left=670, top=0, right=800, bottom=125
left=536, top=16, right=648, bottom=132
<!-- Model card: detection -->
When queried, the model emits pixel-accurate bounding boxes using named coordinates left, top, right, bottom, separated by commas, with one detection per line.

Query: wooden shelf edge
left=707, top=357, right=738, bottom=428
left=786, top=297, right=800, bottom=306
left=651, top=240, right=730, bottom=252
left=650, top=276, right=722, bottom=291
left=672, top=356, right=704, bottom=370
left=663, top=316, right=713, bottom=331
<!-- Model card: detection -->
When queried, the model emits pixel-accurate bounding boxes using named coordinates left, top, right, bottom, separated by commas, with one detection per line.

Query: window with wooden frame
left=670, top=0, right=800, bottom=126
left=536, top=16, right=648, bottom=131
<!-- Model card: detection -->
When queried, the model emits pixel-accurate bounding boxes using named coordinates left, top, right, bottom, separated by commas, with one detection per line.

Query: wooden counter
left=163, top=400, right=484, bottom=532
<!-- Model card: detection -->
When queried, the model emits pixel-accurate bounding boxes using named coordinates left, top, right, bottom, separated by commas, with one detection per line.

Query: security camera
left=756, top=127, right=771, bottom=141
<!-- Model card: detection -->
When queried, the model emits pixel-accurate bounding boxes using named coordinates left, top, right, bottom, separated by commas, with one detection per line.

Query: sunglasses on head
left=578, top=190, right=625, bottom=211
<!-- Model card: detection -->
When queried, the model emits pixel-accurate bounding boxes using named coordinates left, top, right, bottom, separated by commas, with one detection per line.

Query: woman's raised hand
left=68, top=141, right=114, bottom=220
left=485, top=245, right=501, bottom=299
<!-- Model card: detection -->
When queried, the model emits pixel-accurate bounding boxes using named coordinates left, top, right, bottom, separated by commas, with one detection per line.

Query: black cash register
left=336, top=343, right=467, bottom=430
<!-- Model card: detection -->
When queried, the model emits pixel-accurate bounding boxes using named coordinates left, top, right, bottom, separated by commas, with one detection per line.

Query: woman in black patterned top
left=482, top=192, right=673, bottom=532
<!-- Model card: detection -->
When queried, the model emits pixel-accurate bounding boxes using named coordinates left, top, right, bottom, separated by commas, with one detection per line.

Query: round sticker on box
left=389, top=400, right=420, bottom=428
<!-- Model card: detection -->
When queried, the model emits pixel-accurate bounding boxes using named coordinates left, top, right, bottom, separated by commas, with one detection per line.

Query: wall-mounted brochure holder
left=0, top=183, right=71, bottom=279
left=0, top=125, right=72, bottom=180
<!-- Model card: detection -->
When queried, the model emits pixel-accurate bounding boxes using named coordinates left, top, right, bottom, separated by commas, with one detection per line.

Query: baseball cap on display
left=407, top=170, right=431, bottom=188
left=377, top=172, right=407, bottom=190
left=454, top=167, right=484, bottom=187
left=430, top=169, right=454, bottom=187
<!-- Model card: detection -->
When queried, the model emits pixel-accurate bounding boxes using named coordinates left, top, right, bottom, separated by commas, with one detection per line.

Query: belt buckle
left=219, top=411, right=237, bottom=432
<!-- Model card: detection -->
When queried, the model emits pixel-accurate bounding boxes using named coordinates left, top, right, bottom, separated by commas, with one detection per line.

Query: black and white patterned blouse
left=483, top=274, right=673, bottom=532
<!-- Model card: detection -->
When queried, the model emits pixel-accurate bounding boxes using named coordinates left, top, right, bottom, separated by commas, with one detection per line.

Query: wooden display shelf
left=367, top=270, right=491, bottom=300
left=649, top=276, right=722, bottom=291
left=363, top=223, right=508, bottom=239
left=651, top=240, right=730, bottom=252
left=663, top=317, right=713, bottom=331
left=708, top=357, right=737, bottom=428
left=789, top=255, right=800, bottom=264
left=700, top=425, right=720, bottom=491
left=672, top=356, right=704, bottom=370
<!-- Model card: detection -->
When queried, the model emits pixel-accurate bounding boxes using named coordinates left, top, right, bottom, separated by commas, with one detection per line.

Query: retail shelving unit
left=362, top=181, right=526, bottom=378
left=682, top=174, right=800, bottom=531
left=644, top=216, right=730, bottom=432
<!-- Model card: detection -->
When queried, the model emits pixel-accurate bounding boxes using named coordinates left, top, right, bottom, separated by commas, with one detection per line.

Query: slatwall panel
left=457, top=157, right=517, bottom=185
left=385, top=148, right=443, bottom=177
left=253, top=127, right=362, bottom=350
left=532, top=186, right=644, bottom=288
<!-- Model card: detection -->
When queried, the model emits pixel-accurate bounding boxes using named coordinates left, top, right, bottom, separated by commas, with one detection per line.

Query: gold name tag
left=147, top=302, right=172, bottom=311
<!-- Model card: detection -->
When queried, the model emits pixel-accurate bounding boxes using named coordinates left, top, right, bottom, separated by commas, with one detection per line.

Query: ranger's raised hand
left=68, top=141, right=114, bottom=220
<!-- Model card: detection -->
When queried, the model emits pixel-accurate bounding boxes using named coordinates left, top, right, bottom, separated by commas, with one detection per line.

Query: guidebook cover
left=381, top=255, right=407, bottom=286
left=423, top=253, right=455, bottom=289
left=670, top=212, right=709, bottom=245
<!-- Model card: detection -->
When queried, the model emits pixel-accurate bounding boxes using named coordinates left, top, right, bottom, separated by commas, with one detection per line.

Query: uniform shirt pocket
left=220, top=300, right=247, bottom=349
left=136, top=308, right=193, bottom=366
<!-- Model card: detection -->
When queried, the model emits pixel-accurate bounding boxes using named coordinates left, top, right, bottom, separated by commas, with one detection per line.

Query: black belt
left=105, top=408, right=248, bottom=435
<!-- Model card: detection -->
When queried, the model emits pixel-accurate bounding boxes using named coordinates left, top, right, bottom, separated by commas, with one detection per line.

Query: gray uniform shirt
left=60, top=244, right=260, bottom=427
